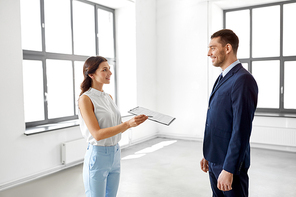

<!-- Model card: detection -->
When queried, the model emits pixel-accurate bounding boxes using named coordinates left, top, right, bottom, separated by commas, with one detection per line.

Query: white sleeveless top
left=78, top=87, right=122, bottom=146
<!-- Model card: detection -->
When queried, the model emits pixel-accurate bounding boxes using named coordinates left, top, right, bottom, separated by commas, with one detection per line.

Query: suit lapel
left=209, top=64, right=242, bottom=101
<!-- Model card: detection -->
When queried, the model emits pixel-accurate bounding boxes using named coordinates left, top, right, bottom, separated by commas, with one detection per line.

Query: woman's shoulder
left=78, top=94, right=95, bottom=112
left=79, top=94, right=92, bottom=105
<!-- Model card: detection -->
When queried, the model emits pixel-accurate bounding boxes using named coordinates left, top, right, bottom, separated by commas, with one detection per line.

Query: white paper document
left=128, top=106, right=176, bottom=126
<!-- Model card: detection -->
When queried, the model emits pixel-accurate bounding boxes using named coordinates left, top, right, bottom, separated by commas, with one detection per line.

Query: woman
left=78, top=56, right=148, bottom=197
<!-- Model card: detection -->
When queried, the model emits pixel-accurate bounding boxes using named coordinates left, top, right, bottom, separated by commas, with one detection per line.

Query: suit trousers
left=83, top=143, right=121, bottom=197
left=208, top=162, right=249, bottom=197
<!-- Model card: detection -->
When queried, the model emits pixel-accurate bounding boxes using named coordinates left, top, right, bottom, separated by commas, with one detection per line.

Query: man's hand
left=200, top=158, right=209, bottom=173
left=217, top=170, right=233, bottom=191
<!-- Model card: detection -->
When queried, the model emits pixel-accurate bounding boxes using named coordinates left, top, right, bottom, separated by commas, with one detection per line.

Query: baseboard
left=251, top=142, right=296, bottom=153
left=0, top=160, right=83, bottom=191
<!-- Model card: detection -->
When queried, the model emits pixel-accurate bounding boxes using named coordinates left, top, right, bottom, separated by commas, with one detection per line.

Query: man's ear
left=225, top=43, right=232, bottom=54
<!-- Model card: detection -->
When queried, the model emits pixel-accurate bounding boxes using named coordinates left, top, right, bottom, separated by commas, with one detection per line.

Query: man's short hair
left=211, top=29, right=239, bottom=55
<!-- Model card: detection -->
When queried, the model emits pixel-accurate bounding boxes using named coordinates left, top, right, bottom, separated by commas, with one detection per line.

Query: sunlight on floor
left=121, top=140, right=177, bottom=160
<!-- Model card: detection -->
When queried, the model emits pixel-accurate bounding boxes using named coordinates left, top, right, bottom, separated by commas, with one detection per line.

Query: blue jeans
left=83, top=144, right=121, bottom=197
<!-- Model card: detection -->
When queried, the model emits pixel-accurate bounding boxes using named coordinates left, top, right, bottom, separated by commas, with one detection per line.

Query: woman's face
left=90, top=61, right=112, bottom=85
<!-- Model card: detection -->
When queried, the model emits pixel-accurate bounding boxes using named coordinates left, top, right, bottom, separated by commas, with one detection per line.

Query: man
left=200, top=29, right=258, bottom=197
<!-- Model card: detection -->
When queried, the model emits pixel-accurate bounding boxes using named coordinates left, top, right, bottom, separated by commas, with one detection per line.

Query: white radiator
left=251, top=126, right=296, bottom=152
left=61, top=138, right=87, bottom=165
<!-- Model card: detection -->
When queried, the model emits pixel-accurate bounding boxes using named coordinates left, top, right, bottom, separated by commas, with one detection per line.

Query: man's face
left=207, top=37, right=227, bottom=68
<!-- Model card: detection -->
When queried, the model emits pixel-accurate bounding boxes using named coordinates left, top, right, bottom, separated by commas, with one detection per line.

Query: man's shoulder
left=234, top=65, right=253, bottom=78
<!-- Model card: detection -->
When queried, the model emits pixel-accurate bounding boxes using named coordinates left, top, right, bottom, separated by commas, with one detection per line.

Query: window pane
left=252, top=60, right=280, bottom=108
left=23, top=60, right=44, bottom=122
left=226, top=10, right=250, bottom=58
left=74, top=61, right=84, bottom=115
left=20, top=0, right=42, bottom=51
left=103, top=62, right=116, bottom=102
left=284, top=61, right=296, bottom=109
left=98, top=9, right=114, bottom=58
left=46, top=60, right=74, bottom=118
left=283, top=3, right=296, bottom=56
left=73, top=1, right=96, bottom=56
left=252, top=6, right=280, bottom=58
left=44, top=0, right=72, bottom=54
left=242, top=63, right=248, bottom=71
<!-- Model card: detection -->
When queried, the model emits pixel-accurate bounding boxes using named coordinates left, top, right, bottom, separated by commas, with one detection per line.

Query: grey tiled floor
left=0, top=138, right=295, bottom=197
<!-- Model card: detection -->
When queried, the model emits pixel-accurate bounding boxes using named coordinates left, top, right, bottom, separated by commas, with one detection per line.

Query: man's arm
left=218, top=73, right=257, bottom=191
left=223, top=73, right=258, bottom=174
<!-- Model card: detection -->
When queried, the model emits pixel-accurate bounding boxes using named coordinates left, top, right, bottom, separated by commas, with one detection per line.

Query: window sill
left=24, top=119, right=80, bottom=136
left=255, top=112, right=296, bottom=118
left=24, top=115, right=133, bottom=136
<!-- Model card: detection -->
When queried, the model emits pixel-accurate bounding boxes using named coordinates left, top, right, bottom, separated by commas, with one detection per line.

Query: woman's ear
left=88, top=74, right=93, bottom=79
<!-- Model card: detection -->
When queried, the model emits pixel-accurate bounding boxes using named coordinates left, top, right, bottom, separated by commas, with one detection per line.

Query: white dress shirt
left=78, top=87, right=122, bottom=146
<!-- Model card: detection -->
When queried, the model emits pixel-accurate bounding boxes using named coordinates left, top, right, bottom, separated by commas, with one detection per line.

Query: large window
left=224, top=1, right=296, bottom=115
left=20, top=0, right=116, bottom=128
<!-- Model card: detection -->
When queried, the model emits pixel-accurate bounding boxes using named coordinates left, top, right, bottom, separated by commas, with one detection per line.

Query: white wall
left=116, top=0, right=158, bottom=145
left=115, top=2, right=137, bottom=116
left=115, top=3, right=137, bottom=147
left=133, top=0, right=159, bottom=141
left=155, top=0, right=209, bottom=139
left=135, top=0, right=157, bottom=110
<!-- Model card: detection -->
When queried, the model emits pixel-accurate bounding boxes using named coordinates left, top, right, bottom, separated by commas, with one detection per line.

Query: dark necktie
left=215, top=74, right=223, bottom=89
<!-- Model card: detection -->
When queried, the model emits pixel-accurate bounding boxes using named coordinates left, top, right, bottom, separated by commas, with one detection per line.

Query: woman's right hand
left=128, top=114, right=148, bottom=128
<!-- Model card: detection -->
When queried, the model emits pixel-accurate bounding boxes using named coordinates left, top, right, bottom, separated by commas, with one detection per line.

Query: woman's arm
left=79, top=95, right=148, bottom=141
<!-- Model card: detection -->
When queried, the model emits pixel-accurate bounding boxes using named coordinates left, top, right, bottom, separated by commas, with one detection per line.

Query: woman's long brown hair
left=79, top=56, right=107, bottom=96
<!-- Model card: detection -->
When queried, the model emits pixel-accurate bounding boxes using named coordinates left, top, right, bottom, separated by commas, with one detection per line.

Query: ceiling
left=210, top=0, right=292, bottom=10
left=86, top=0, right=293, bottom=10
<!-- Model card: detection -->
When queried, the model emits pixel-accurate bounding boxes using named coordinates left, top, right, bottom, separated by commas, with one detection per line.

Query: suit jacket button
left=208, top=107, right=210, bottom=110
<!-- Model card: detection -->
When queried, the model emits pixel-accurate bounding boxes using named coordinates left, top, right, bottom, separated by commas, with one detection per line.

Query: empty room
left=0, top=0, right=296, bottom=196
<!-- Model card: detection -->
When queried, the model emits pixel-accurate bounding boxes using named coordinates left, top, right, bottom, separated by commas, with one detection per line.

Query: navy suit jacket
left=203, top=63, right=258, bottom=175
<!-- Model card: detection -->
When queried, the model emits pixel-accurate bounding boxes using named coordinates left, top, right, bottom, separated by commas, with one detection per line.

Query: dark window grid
left=223, top=1, right=296, bottom=115
left=24, top=0, right=116, bottom=128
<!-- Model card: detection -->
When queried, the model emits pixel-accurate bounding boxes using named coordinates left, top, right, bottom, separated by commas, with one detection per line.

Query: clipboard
left=128, top=106, right=176, bottom=126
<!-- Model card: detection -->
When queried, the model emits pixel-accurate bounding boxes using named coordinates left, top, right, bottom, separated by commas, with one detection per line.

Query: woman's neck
left=91, top=83, right=104, bottom=92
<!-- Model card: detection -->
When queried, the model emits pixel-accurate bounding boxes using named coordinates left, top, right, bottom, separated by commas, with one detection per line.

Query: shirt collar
left=89, top=87, right=107, bottom=96
left=221, top=60, right=240, bottom=77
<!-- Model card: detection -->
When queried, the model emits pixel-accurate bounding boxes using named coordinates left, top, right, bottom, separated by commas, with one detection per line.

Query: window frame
left=223, top=1, right=296, bottom=116
left=22, top=0, right=117, bottom=128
